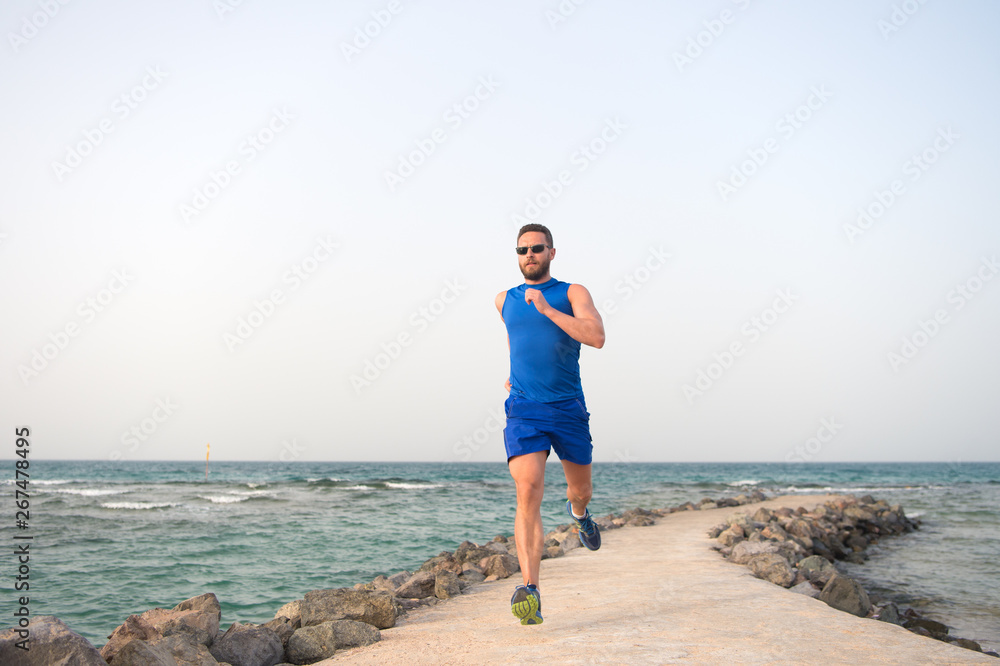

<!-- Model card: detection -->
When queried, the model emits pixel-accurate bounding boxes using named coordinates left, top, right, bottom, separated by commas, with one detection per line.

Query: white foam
left=201, top=495, right=248, bottom=504
left=50, top=487, right=129, bottom=497
left=726, top=479, right=760, bottom=487
left=384, top=482, right=444, bottom=490
left=101, top=501, right=177, bottom=510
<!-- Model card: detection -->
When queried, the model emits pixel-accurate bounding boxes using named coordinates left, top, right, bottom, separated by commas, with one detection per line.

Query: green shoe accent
left=510, top=585, right=543, bottom=625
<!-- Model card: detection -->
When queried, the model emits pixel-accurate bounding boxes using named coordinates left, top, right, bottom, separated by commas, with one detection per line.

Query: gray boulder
left=286, top=620, right=380, bottom=664
left=0, top=616, right=106, bottom=666
left=434, top=571, right=461, bottom=599
left=108, top=637, right=177, bottom=666
left=102, top=593, right=221, bottom=663
left=729, top=540, right=780, bottom=565
left=209, top=622, right=283, bottom=666
left=301, top=588, right=400, bottom=629
left=746, top=553, right=795, bottom=587
left=797, top=555, right=837, bottom=586
left=788, top=581, right=820, bottom=598
left=395, top=571, right=436, bottom=599
left=819, top=575, right=872, bottom=617
left=273, top=600, right=302, bottom=626
left=262, top=617, right=296, bottom=648
left=481, top=553, right=519, bottom=579
left=876, top=602, right=901, bottom=625
left=148, top=635, right=219, bottom=665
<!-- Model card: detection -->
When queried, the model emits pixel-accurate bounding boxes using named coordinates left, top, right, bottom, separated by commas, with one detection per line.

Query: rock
left=876, top=602, right=901, bottom=625
left=458, top=569, right=485, bottom=585
left=0, top=616, right=106, bottom=666
left=481, top=553, right=520, bottom=579
left=707, top=523, right=727, bottom=539
left=394, top=572, right=436, bottom=599
left=761, top=523, right=790, bottom=542
left=262, top=617, right=296, bottom=647
left=454, top=542, right=495, bottom=565
left=286, top=620, right=380, bottom=665
left=819, top=575, right=872, bottom=617
left=903, top=617, right=949, bottom=637
left=274, top=600, right=302, bottom=626
left=729, top=540, right=780, bottom=565
left=786, top=518, right=814, bottom=540
left=717, top=525, right=745, bottom=548
left=100, top=614, right=161, bottom=663
left=797, top=555, right=837, bottom=586
left=727, top=513, right=753, bottom=530
left=562, top=535, right=581, bottom=552
left=746, top=553, right=795, bottom=587
left=301, top=588, right=400, bottom=629
left=699, top=502, right=718, bottom=510
left=148, top=634, right=219, bottom=666
left=108, top=637, right=177, bottom=666
left=844, top=506, right=876, bottom=523
left=789, top=581, right=820, bottom=598
left=544, top=545, right=563, bottom=559
left=434, top=571, right=461, bottom=599
left=950, top=638, right=982, bottom=652
left=752, top=507, right=773, bottom=523
left=209, top=622, right=283, bottom=666
left=418, top=554, right=462, bottom=575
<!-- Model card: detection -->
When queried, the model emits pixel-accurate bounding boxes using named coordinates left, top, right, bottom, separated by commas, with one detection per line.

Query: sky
left=2, top=0, right=998, bottom=463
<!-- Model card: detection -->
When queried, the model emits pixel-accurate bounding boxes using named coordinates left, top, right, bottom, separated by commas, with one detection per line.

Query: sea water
left=5, top=461, right=998, bottom=651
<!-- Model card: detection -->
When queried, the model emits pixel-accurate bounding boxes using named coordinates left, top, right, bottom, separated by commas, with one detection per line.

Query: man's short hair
left=517, top=224, right=553, bottom=248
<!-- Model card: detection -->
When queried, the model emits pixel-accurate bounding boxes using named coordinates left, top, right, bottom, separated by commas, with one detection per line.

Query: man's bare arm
left=524, top=283, right=605, bottom=349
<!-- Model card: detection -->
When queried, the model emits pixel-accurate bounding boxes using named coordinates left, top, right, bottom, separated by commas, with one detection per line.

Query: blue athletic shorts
left=503, top=394, right=593, bottom=465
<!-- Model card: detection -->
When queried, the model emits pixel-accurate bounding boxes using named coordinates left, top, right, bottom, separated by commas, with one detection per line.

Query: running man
left=495, top=223, right=606, bottom=625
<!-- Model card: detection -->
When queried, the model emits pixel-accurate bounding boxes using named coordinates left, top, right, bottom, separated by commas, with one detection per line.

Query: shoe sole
left=511, top=590, right=543, bottom=625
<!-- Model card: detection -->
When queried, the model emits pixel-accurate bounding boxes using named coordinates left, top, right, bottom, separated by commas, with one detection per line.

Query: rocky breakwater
left=711, top=494, right=998, bottom=658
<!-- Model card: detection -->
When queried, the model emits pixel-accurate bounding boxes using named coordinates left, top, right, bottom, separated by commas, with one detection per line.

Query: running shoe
left=566, top=499, right=602, bottom=550
left=510, top=585, right=543, bottom=625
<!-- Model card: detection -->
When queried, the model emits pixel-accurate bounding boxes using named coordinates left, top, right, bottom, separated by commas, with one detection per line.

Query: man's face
left=517, top=231, right=554, bottom=281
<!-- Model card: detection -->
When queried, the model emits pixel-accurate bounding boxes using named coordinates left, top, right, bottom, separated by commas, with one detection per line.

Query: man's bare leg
left=561, top=459, right=593, bottom=516
left=508, top=450, right=547, bottom=587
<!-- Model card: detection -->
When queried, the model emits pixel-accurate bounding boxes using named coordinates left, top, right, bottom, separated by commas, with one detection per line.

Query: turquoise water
left=6, top=461, right=998, bottom=651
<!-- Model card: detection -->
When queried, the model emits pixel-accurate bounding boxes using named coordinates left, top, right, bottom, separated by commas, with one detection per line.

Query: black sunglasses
left=515, top=244, right=550, bottom=255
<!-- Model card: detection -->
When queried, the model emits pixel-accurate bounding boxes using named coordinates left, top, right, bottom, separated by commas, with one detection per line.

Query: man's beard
left=520, top=256, right=550, bottom=280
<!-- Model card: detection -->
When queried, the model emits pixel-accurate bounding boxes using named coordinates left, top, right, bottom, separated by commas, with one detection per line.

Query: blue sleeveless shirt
left=503, top=278, right=584, bottom=403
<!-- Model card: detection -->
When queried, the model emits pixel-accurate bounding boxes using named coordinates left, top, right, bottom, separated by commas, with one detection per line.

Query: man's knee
left=567, top=481, right=592, bottom=504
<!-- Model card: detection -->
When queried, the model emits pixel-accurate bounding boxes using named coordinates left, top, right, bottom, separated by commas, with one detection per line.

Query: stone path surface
left=323, top=495, right=993, bottom=665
